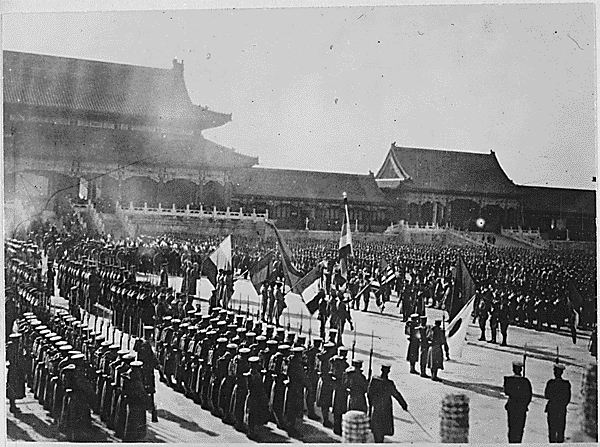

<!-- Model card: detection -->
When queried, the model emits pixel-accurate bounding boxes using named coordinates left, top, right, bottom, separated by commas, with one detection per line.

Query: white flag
left=446, top=295, right=476, bottom=359
left=209, top=235, right=232, bottom=270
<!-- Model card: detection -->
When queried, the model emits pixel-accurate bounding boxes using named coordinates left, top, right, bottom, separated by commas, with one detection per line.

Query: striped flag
left=292, top=264, right=322, bottom=295
left=446, top=295, right=476, bottom=359
left=203, top=235, right=232, bottom=286
left=379, top=258, right=396, bottom=286
left=339, top=193, right=353, bottom=280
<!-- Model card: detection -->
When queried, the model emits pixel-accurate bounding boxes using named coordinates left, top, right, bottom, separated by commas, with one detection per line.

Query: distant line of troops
left=154, top=308, right=408, bottom=442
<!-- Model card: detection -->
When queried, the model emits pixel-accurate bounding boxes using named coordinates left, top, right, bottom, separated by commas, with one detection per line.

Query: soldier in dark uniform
left=122, top=361, right=151, bottom=441
left=499, top=299, right=511, bottom=346
left=305, top=337, right=322, bottom=420
left=418, top=316, right=430, bottom=378
left=367, top=364, right=408, bottom=443
left=218, top=343, right=239, bottom=424
left=316, top=341, right=337, bottom=428
left=244, top=356, right=270, bottom=440
left=230, top=347, right=252, bottom=432
left=330, top=346, right=350, bottom=435
left=427, top=319, right=449, bottom=381
left=503, top=361, right=533, bottom=443
left=344, top=359, right=368, bottom=412
left=489, top=298, right=500, bottom=344
left=477, top=295, right=489, bottom=341
left=268, top=344, right=291, bottom=430
left=7, top=333, right=26, bottom=414
left=544, top=363, right=571, bottom=443
left=285, top=346, right=309, bottom=438
left=134, top=326, right=159, bottom=422
left=316, top=290, right=328, bottom=339
left=406, top=314, right=420, bottom=374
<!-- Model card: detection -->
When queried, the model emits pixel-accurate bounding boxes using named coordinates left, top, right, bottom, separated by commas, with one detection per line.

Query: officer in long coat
left=230, top=347, right=252, bottom=432
left=285, top=346, right=309, bottom=438
left=344, top=359, right=368, bottom=412
left=544, top=363, right=571, bottom=443
left=7, top=334, right=26, bottom=414
left=503, top=361, right=533, bottom=443
left=406, top=314, right=420, bottom=374
left=418, top=316, right=430, bottom=378
left=133, top=326, right=159, bottom=422
left=330, top=346, right=350, bottom=435
left=316, top=341, right=337, bottom=428
left=305, top=337, right=322, bottom=420
left=367, top=364, right=409, bottom=443
left=218, top=343, right=239, bottom=424
left=427, top=319, right=449, bottom=381
left=269, top=344, right=290, bottom=430
left=244, top=356, right=270, bottom=440
left=122, top=361, right=151, bottom=441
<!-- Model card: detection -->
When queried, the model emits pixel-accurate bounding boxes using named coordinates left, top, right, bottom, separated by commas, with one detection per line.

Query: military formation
left=5, top=219, right=589, bottom=443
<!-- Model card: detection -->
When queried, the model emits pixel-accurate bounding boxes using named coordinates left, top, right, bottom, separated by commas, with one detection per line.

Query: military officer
left=544, top=363, right=571, bottom=443
left=503, top=361, right=533, bottom=443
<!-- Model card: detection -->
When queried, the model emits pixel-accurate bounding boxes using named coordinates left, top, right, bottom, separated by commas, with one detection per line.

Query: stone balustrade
left=118, top=202, right=269, bottom=221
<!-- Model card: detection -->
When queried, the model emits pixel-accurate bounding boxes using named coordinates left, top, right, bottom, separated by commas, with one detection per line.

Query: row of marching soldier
left=153, top=305, right=410, bottom=442
left=6, top=240, right=156, bottom=442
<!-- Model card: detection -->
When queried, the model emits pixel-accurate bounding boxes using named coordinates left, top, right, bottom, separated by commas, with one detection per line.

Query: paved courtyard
left=7, top=273, right=596, bottom=443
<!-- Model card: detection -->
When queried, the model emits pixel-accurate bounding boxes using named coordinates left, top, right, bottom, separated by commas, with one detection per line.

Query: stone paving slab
left=9, top=273, right=595, bottom=444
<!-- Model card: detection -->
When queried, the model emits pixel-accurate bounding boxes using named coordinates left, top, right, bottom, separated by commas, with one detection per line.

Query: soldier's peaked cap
left=381, top=364, right=392, bottom=370
left=292, top=347, right=304, bottom=353
left=217, top=337, right=228, bottom=344
left=101, top=341, right=112, bottom=348
left=352, top=360, right=363, bottom=367
left=247, top=332, right=257, bottom=338
left=249, top=356, right=260, bottom=364
left=143, top=326, right=154, bottom=331
left=410, top=314, right=420, bottom=319
left=9, top=333, right=22, bottom=340
left=278, top=344, right=291, bottom=351
left=227, top=343, right=238, bottom=350
left=276, top=328, right=286, bottom=334
left=324, top=341, right=336, bottom=349
left=124, top=353, right=136, bottom=361
left=239, top=348, right=251, bottom=355
left=131, top=360, right=143, bottom=368
left=512, top=361, right=524, bottom=368
left=267, top=340, right=278, bottom=346
left=71, top=353, right=85, bottom=361
left=338, top=346, right=348, bottom=354
left=164, top=316, right=173, bottom=321
left=554, top=363, right=566, bottom=371
left=59, top=345, right=73, bottom=352
left=256, top=335, right=267, bottom=342
left=117, top=349, right=129, bottom=356
left=172, top=319, right=181, bottom=325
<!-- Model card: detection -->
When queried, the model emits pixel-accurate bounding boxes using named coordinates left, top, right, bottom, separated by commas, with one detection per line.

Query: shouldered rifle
left=556, top=345, right=560, bottom=364
left=523, top=343, right=527, bottom=377
left=352, top=326, right=357, bottom=361
left=368, top=329, right=374, bottom=381
left=308, top=326, right=312, bottom=344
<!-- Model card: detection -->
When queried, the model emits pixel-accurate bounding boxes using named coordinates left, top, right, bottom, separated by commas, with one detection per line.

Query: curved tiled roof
left=377, top=143, right=518, bottom=195
left=231, top=168, right=388, bottom=205
left=519, top=186, right=596, bottom=214
left=3, top=51, right=231, bottom=130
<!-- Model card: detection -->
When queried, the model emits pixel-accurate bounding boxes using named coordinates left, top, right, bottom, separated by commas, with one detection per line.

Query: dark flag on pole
left=447, top=256, right=476, bottom=322
left=292, top=265, right=321, bottom=295
left=339, top=192, right=353, bottom=281
left=248, top=251, right=276, bottom=293
left=265, top=219, right=304, bottom=287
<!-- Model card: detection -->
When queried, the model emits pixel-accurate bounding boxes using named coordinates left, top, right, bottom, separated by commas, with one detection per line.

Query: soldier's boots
left=420, top=366, right=430, bottom=378
left=152, top=406, right=158, bottom=423
left=321, top=408, right=333, bottom=428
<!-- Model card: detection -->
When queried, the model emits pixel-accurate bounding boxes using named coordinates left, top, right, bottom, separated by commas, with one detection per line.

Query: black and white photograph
left=3, top=2, right=598, bottom=444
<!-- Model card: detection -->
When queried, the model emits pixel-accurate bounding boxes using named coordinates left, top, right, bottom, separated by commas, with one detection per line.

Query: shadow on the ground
left=296, top=420, right=341, bottom=443
left=156, top=408, right=220, bottom=437
left=7, top=418, right=36, bottom=442
left=256, top=425, right=293, bottom=443
left=467, top=340, right=583, bottom=368
left=439, top=378, right=545, bottom=401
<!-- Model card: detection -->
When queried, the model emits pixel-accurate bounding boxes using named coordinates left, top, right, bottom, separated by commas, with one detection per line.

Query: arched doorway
left=159, top=179, right=197, bottom=208
left=203, top=181, right=225, bottom=209
left=451, top=199, right=479, bottom=230
left=480, top=205, right=503, bottom=233
left=407, top=203, right=419, bottom=225
left=122, top=176, right=159, bottom=207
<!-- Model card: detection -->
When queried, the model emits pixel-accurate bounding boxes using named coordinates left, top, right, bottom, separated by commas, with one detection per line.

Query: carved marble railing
left=119, top=202, right=269, bottom=221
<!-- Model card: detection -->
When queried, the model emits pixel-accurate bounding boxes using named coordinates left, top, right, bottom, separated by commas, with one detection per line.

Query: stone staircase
left=99, top=213, right=130, bottom=241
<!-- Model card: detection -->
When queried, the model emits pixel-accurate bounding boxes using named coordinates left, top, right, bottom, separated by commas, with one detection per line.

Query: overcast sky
left=3, top=4, right=596, bottom=190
